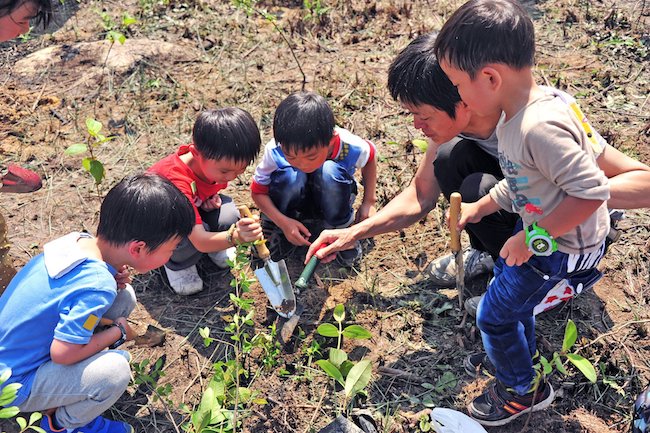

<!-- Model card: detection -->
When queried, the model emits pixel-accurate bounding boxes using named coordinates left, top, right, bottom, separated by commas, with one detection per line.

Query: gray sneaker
left=425, top=248, right=494, bottom=287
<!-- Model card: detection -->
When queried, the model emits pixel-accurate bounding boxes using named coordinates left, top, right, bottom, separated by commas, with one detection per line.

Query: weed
left=0, top=369, right=43, bottom=433
left=303, top=0, right=330, bottom=23
left=131, top=357, right=172, bottom=403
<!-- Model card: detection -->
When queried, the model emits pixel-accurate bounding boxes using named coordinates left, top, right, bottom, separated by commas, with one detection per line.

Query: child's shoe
left=164, top=265, right=203, bottom=295
left=468, top=379, right=555, bottom=426
left=464, top=352, right=496, bottom=378
left=335, top=240, right=363, bottom=268
left=425, top=248, right=494, bottom=287
left=208, top=247, right=236, bottom=269
left=41, top=414, right=134, bottom=433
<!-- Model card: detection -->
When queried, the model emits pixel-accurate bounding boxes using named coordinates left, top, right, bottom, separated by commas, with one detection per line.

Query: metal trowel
left=238, top=206, right=296, bottom=318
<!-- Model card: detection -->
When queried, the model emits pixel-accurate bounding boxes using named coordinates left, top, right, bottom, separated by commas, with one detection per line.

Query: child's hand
left=234, top=215, right=263, bottom=243
left=114, top=317, right=136, bottom=341
left=201, top=194, right=222, bottom=211
left=453, top=201, right=483, bottom=231
left=114, top=265, right=131, bottom=289
left=355, top=202, right=376, bottom=223
left=280, top=218, right=311, bottom=246
left=499, top=231, right=532, bottom=266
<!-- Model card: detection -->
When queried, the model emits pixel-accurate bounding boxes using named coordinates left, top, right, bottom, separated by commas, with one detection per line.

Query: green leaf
left=29, top=412, right=43, bottom=424
left=316, top=323, right=339, bottom=338
left=344, top=360, right=372, bottom=398
left=0, top=383, right=21, bottom=406
left=29, top=426, right=46, bottom=433
left=563, top=319, right=578, bottom=352
left=122, top=13, right=137, bottom=27
left=342, top=325, right=372, bottom=340
left=328, top=348, right=348, bottom=368
left=419, top=416, right=431, bottom=432
left=0, top=406, right=20, bottom=419
left=0, top=369, right=10, bottom=384
left=82, top=158, right=105, bottom=184
left=540, top=356, right=552, bottom=376
left=554, top=355, right=568, bottom=375
left=85, top=118, right=102, bottom=136
left=107, top=30, right=126, bottom=44
left=333, top=304, right=345, bottom=322
left=65, top=143, right=88, bottom=155
left=412, top=139, right=428, bottom=152
left=16, top=415, right=27, bottom=428
left=316, top=360, right=344, bottom=385
left=567, top=353, right=597, bottom=383
left=340, top=360, right=354, bottom=378
left=435, top=371, right=457, bottom=392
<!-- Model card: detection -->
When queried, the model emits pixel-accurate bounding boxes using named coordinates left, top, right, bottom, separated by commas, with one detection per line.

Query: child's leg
left=199, top=195, right=239, bottom=232
left=477, top=254, right=567, bottom=395
left=102, top=284, right=137, bottom=320
left=310, top=160, right=355, bottom=228
left=18, top=351, right=131, bottom=429
left=268, top=167, right=308, bottom=219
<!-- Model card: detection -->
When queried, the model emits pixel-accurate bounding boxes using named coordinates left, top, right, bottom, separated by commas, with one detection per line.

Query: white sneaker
left=208, top=247, right=236, bottom=269
left=164, top=265, right=203, bottom=295
left=425, top=248, right=494, bottom=287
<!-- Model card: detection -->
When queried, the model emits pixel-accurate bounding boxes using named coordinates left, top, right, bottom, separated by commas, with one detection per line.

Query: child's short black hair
left=97, top=173, right=194, bottom=251
left=388, top=32, right=462, bottom=119
left=0, top=0, right=53, bottom=27
left=434, top=0, right=535, bottom=79
left=192, top=107, right=261, bottom=164
left=273, top=92, right=335, bottom=154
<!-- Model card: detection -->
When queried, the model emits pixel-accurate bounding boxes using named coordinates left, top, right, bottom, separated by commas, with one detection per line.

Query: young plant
left=131, top=357, right=172, bottom=403
left=315, top=304, right=373, bottom=415
left=65, top=118, right=114, bottom=196
left=231, top=0, right=307, bottom=90
left=0, top=369, right=44, bottom=433
left=183, top=244, right=266, bottom=433
left=535, top=319, right=597, bottom=383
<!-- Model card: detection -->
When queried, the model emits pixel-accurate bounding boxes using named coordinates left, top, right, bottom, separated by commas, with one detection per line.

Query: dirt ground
left=1, top=0, right=649, bottom=432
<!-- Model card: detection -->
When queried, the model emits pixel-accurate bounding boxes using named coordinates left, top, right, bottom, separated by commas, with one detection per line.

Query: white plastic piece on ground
left=430, top=408, right=487, bottom=433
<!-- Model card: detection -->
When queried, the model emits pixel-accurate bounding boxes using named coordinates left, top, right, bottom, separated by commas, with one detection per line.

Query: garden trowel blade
left=254, top=258, right=296, bottom=319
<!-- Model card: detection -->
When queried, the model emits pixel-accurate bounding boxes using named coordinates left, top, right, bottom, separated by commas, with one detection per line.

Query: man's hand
left=279, top=218, right=311, bottom=246
left=499, top=231, right=532, bottom=266
left=305, top=228, right=356, bottom=264
left=355, top=202, right=376, bottom=223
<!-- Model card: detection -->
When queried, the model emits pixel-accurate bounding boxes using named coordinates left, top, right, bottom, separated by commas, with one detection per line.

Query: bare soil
left=1, top=1, right=649, bottom=432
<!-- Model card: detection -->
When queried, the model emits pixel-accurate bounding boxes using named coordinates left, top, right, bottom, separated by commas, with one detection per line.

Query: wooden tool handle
left=237, top=205, right=270, bottom=260
left=449, top=192, right=462, bottom=253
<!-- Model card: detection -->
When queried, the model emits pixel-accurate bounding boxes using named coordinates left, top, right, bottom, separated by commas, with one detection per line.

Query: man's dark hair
left=192, top=107, right=261, bottom=164
left=388, top=32, right=462, bottom=119
left=0, top=0, right=53, bottom=28
left=434, top=0, right=535, bottom=79
left=273, top=92, right=335, bottom=154
left=97, top=173, right=194, bottom=251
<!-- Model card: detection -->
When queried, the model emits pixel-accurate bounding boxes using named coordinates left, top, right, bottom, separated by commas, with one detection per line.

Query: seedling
left=0, top=369, right=44, bottom=433
left=315, top=304, right=373, bottom=415
left=65, top=118, right=114, bottom=196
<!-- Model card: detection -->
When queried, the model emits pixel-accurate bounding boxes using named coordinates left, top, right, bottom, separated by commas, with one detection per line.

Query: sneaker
left=164, top=265, right=203, bottom=295
left=425, top=248, right=494, bottom=288
left=208, top=247, right=236, bottom=269
left=335, top=240, right=363, bottom=268
left=41, top=414, right=134, bottom=433
left=468, top=379, right=555, bottom=426
left=464, top=294, right=483, bottom=318
left=464, top=352, right=496, bottom=378
left=261, top=214, right=296, bottom=261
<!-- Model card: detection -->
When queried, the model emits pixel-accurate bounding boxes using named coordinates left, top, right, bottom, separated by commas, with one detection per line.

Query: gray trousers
left=17, top=285, right=137, bottom=428
left=165, top=195, right=240, bottom=271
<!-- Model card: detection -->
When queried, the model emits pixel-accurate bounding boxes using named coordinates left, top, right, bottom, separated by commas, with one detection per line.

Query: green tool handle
left=295, top=255, right=319, bottom=290
left=295, top=243, right=328, bottom=290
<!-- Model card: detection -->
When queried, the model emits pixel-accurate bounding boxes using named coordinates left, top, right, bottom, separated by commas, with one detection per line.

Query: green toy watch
left=525, top=222, right=558, bottom=256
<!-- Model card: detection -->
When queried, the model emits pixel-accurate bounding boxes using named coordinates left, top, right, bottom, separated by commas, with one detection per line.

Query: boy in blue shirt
left=0, top=174, right=194, bottom=433
left=251, top=91, right=377, bottom=266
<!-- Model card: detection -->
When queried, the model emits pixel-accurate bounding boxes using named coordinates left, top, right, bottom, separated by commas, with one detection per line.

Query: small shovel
left=449, top=192, right=465, bottom=308
left=238, top=206, right=296, bottom=318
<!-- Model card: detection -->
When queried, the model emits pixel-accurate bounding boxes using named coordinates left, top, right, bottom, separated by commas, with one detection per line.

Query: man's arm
left=307, top=142, right=442, bottom=262
left=597, top=146, right=650, bottom=209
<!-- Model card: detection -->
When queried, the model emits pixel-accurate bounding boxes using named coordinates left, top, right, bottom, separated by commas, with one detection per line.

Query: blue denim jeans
left=476, top=223, right=604, bottom=395
left=268, top=160, right=356, bottom=228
